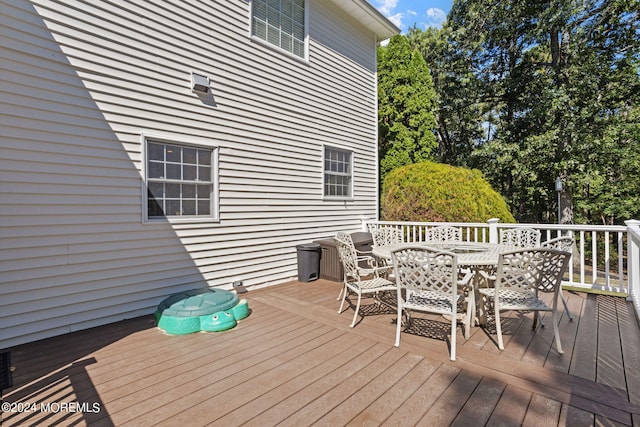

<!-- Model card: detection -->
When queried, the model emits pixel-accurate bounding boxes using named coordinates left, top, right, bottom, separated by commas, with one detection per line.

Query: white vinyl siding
left=0, top=0, right=382, bottom=348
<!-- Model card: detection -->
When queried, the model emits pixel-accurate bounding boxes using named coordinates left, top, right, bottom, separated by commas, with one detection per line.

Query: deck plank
left=276, top=346, right=407, bottom=426
left=522, top=393, right=562, bottom=427
left=615, top=297, right=640, bottom=427
left=451, top=376, right=506, bottom=426
left=346, top=357, right=441, bottom=426
left=314, top=352, right=424, bottom=426
left=596, top=295, right=627, bottom=389
left=486, top=384, right=532, bottom=426
left=380, top=363, right=461, bottom=426
left=241, top=342, right=391, bottom=427
left=569, top=293, right=599, bottom=381
left=118, top=323, right=337, bottom=425
left=417, top=369, right=483, bottom=426
left=213, top=335, right=376, bottom=426
left=558, top=403, right=596, bottom=426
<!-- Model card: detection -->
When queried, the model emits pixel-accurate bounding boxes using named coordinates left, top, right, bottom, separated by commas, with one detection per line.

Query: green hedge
left=381, top=161, right=515, bottom=223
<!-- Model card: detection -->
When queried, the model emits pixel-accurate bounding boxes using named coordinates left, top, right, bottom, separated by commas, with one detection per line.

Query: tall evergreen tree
left=377, top=35, right=438, bottom=182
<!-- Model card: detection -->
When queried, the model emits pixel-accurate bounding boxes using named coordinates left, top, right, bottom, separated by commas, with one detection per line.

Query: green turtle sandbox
left=155, top=288, right=249, bottom=335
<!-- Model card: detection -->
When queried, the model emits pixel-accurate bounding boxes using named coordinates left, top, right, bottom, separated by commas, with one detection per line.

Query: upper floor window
left=252, top=0, right=306, bottom=59
left=324, top=146, right=353, bottom=198
left=145, top=139, right=218, bottom=221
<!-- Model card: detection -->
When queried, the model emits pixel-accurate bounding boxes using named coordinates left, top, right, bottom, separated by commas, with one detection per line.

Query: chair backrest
left=500, top=227, right=541, bottom=247
left=495, top=248, right=570, bottom=294
left=391, top=246, right=458, bottom=296
left=537, top=248, right=572, bottom=293
left=335, top=232, right=358, bottom=279
left=541, top=236, right=574, bottom=253
left=372, top=227, right=404, bottom=247
left=426, top=225, right=462, bottom=243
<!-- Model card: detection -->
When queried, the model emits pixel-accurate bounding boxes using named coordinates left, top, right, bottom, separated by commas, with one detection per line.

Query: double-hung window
left=324, top=146, right=353, bottom=199
left=145, top=139, right=218, bottom=221
left=251, top=0, right=307, bottom=59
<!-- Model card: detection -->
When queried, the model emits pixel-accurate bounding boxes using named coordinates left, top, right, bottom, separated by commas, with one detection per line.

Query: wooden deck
left=3, top=279, right=640, bottom=426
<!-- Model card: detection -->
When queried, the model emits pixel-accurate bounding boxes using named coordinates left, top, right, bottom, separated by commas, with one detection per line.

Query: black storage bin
left=313, top=232, right=374, bottom=282
left=296, top=243, right=321, bottom=282
left=350, top=231, right=373, bottom=253
left=314, top=238, right=343, bottom=282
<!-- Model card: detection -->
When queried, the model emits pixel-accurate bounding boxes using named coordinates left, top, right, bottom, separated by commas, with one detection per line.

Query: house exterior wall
left=0, top=0, right=387, bottom=348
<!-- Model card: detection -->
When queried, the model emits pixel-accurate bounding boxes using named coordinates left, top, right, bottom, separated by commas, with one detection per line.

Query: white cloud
left=386, top=12, right=404, bottom=28
left=375, top=2, right=446, bottom=33
left=376, top=0, right=400, bottom=15
left=423, top=8, right=447, bottom=28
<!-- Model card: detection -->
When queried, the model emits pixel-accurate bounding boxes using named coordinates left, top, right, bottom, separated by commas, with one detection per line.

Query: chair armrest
left=478, top=270, right=496, bottom=281
left=357, top=264, right=392, bottom=278
left=356, top=255, right=380, bottom=269
left=477, top=269, right=496, bottom=289
left=457, top=270, right=474, bottom=287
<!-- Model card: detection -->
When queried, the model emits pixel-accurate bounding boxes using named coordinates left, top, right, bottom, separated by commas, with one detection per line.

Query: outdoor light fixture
left=555, top=177, right=563, bottom=192
left=555, top=177, right=563, bottom=224
left=190, top=72, right=210, bottom=93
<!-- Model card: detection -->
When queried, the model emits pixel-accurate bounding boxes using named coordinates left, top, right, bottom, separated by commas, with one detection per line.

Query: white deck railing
left=626, top=220, right=640, bottom=320
left=362, top=218, right=640, bottom=320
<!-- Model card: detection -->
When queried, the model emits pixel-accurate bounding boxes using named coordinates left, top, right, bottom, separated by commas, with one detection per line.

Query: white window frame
left=323, top=145, right=354, bottom=200
left=250, top=0, right=309, bottom=61
left=142, top=135, right=219, bottom=223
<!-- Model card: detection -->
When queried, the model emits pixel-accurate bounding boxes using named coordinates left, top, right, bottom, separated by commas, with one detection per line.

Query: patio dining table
left=372, top=242, right=518, bottom=326
left=371, top=242, right=517, bottom=267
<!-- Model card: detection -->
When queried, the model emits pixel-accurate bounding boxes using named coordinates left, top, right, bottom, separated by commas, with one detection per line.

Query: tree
left=445, top=0, right=640, bottom=224
left=377, top=35, right=438, bottom=182
left=406, top=26, right=485, bottom=166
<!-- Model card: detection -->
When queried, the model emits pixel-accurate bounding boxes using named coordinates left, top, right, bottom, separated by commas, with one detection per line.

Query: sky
left=371, top=0, right=453, bottom=32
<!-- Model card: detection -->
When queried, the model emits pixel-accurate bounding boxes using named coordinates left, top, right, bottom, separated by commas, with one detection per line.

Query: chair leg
left=338, top=285, right=348, bottom=314
left=463, top=293, right=475, bottom=339
left=450, top=308, right=457, bottom=361
left=495, top=308, right=504, bottom=350
left=552, top=310, right=564, bottom=354
left=336, top=286, right=343, bottom=301
left=560, top=289, right=573, bottom=321
left=394, top=306, right=402, bottom=347
left=350, top=292, right=362, bottom=328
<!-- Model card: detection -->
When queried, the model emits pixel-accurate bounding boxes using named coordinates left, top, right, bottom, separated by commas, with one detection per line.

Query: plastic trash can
left=296, top=243, right=321, bottom=282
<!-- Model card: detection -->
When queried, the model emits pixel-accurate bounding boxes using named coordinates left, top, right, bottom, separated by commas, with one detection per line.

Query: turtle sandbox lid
left=155, top=288, right=249, bottom=335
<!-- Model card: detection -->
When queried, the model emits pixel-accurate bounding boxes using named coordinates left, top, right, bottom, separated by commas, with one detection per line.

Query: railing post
left=488, top=218, right=500, bottom=244
left=625, top=220, right=640, bottom=319
left=361, top=217, right=370, bottom=232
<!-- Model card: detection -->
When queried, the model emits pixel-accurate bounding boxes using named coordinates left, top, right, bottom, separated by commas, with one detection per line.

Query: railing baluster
left=580, top=230, right=586, bottom=285
left=604, top=231, right=611, bottom=290
left=618, top=231, right=624, bottom=290
left=592, top=231, right=597, bottom=286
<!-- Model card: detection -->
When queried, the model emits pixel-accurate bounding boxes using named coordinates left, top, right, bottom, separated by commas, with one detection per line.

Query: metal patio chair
left=426, top=225, right=462, bottom=243
left=372, top=227, right=404, bottom=247
left=391, top=246, right=473, bottom=361
left=335, top=232, right=396, bottom=327
left=478, top=248, right=570, bottom=353
left=500, top=227, right=541, bottom=248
